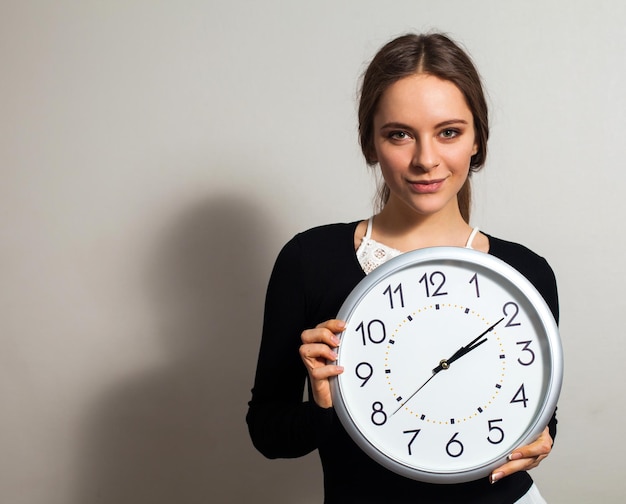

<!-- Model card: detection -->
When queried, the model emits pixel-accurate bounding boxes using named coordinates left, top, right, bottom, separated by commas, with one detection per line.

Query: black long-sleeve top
left=247, top=221, right=559, bottom=504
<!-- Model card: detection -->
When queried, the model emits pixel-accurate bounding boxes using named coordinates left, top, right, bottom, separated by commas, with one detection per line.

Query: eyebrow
left=379, top=119, right=470, bottom=130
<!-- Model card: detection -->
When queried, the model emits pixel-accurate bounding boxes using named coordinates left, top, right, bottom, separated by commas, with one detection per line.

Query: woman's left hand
left=489, top=427, right=553, bottom=484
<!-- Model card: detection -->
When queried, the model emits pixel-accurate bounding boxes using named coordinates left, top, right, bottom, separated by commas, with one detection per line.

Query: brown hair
left=358, top=33, right=489, bottom=222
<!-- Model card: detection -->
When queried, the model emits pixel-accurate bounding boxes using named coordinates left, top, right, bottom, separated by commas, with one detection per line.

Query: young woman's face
left=372, top=73, right=478, bottom=219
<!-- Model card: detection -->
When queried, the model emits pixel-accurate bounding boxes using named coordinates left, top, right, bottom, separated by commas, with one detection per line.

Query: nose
left=411, top=138, right=440, bottom=171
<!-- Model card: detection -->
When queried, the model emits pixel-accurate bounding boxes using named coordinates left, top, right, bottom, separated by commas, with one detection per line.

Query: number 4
left=510, top=384, right=529, bottom=408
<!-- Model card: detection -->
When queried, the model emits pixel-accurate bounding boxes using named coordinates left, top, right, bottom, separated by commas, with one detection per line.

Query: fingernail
left=329, top=351, right=338, bottom=361
left=331, top=335, right=341, bottom=346
left=490, top=471, right=504, bottom=484
left=508, top=452, right=523, bottom=461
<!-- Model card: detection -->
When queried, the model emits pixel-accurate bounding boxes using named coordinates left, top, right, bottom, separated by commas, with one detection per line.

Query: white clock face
left=331, top=247, right=562, bottom=484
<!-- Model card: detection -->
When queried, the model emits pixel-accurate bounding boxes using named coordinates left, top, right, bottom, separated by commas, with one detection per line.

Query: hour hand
left=393, top=317, right=505, bottom=416
left=432, top=317, right=504, bottom=374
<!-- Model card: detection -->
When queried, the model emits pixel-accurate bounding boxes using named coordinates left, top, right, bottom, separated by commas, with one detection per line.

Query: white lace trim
left=356, top=236, right=402, bottom=275
left=356, top=217, right=479, bottom=275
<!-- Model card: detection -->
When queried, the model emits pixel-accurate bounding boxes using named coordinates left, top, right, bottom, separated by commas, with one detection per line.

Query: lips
left=408, top=178, right=446, bottom=194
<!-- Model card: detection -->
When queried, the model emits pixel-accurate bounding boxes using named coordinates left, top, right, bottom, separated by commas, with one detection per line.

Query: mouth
left=408, top=178, right=446, bottom=194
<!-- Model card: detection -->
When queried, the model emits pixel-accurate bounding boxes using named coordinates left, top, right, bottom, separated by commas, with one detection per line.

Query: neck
left=374, top=200, right=472, bottom=251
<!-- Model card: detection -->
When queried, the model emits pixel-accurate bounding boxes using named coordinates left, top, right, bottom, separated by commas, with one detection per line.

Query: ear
left=471, top=142, right=479, bottom=156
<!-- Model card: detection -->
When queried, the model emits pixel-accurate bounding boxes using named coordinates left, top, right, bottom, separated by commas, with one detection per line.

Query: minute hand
left=432, top=317, right=505, bottom=373
left=392, top=316, right=506, bottom=416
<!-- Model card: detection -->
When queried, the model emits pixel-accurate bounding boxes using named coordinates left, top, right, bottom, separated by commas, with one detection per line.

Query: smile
left=408, top=178, right=446, bottom=194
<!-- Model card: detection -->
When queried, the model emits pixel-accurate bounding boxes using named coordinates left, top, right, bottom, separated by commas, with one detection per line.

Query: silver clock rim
left=330, top=246, right=563, bottom=484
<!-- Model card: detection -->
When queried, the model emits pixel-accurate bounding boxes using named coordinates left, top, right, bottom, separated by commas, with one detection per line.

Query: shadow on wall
left=74, top=195, right=322, bottom=503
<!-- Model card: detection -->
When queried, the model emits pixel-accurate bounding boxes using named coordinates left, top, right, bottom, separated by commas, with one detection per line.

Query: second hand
left=391, top=317, right=505, bottom=416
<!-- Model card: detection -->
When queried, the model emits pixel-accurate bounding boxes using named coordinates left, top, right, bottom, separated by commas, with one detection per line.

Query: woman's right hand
left=299, top=319, right=346, bottom=409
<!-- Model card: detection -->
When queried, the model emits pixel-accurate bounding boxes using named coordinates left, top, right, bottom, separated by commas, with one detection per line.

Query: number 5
left=487, top=419, right=505, bottom=445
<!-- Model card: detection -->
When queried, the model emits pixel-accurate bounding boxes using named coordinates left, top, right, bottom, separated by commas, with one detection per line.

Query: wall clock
left=330, top=247, right=562, bottom=484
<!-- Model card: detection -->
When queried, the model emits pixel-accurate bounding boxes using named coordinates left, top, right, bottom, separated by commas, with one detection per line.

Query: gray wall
left=1, top=1, right=624, bottom=502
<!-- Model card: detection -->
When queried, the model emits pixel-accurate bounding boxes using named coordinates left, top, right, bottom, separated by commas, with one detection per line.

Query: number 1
left=469, top=273, right=480, bottom=297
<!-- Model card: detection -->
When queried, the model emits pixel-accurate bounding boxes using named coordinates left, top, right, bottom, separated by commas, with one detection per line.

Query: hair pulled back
left=358, top=33, right=489, bottom=221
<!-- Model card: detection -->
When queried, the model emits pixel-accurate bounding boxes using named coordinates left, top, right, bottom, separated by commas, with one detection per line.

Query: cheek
left=448, top=145, right=477, bottom=171
left=377, top=156, right=405, bottom=190
left=378, top=161, right=395, bottom=186
left=375, top=145, right=410, bottom=171
left=378, top=155, right=406, bottom=186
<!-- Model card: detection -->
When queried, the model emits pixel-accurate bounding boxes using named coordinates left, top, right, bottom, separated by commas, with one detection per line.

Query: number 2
left=503, top=301, right=521, bottom=327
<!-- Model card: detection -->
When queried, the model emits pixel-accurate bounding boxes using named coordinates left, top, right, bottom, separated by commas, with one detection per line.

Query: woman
left=247, top=33, right=558, bottom=503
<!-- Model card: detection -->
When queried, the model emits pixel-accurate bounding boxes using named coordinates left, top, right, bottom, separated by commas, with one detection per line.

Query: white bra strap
left=364, top=217, right=374, bottom=240
left=465, top=227, right=480, bottom=249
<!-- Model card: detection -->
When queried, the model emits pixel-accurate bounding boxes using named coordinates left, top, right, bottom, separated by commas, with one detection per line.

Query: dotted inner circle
left=384, top=304, right=506, bottom=424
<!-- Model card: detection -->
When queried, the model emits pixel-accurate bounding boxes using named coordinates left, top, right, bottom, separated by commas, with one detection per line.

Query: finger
left=301, top=329, right=341, bottom=348
left=301, top=321, right=345, bottom=348
left=490, top=453, right=548, bottom=483
left=509, top=428, right=552, bottom=460
left=490, top=428, right=552, bottom=483
left=316, top=319, right=347, bottom=332
left=307, top=362, right=344, bottom=381
left=299, top=342, right=339, bottom=364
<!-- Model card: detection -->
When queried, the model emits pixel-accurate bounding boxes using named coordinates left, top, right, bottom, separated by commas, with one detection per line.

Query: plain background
left=1, top=1, right=625, bottom=503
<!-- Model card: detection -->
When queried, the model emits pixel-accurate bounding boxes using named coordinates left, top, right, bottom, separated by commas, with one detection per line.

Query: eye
left=440, top=128, right=460, bottom=139
left=388, top=130, right=411, bottom=141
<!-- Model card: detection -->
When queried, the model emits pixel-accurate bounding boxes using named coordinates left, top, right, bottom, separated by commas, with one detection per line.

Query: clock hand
left=432, top=317, right=505, bottom=373
left=391, top=373, right=437, bottom=416
left=392, top=317, right=505, bottom=416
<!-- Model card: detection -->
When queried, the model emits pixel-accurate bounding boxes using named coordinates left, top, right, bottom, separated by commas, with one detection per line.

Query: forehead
left=375, top=73, right=473, bottom=125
